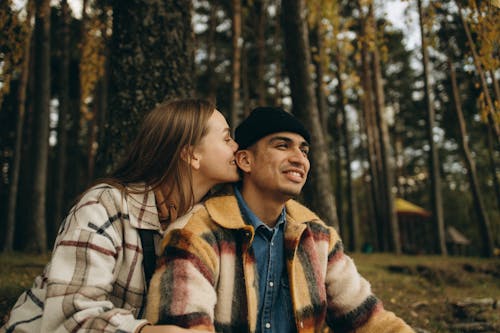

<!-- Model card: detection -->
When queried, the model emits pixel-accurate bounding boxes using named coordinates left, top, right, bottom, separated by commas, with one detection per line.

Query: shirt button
left=269, top=281, right=274, bottom=287
left=265, top=323, right=271, bottom=329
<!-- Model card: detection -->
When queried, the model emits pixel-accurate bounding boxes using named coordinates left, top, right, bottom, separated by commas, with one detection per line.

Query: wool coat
left=1, top=184, right=163, bottom=333
left=146, top=192, right=414, bottom=333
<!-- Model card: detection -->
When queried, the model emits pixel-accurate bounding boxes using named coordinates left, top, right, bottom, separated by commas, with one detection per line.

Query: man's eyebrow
left=269, top=136, right=293, bottom=143
left=269, top=136, right=309, bottom=147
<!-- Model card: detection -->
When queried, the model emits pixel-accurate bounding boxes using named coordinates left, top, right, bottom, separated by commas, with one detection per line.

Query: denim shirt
left=234, top=186, right=296, bottom=333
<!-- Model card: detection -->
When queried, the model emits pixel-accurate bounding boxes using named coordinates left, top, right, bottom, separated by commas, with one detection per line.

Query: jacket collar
left=125, top=184, right=162, bottom=232
left=204, top=189, right=320, bottom=230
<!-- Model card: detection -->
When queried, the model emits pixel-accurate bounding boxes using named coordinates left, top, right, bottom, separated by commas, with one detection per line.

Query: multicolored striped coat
left=1, top=184, right=163, bottom=333
left=146, top=192, right=414, bottom=333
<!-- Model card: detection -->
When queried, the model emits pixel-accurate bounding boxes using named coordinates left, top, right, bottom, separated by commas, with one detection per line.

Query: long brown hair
left=103, top=98, right=215, bottom=215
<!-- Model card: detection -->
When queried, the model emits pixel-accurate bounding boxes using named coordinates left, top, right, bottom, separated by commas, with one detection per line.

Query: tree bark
left=53, top=0, right=70, bottom=229
left=330, top=38, right=359, bottom=251
left=206, top=3, right=217, bottom=103
left=310, top=25, right=329, bottom=137
left=255, top=0, right=266, bottom=106
left=281, top=0, right=339, bottom=229
left=230, top=0, right=242, bottom=128
left=418, top=0, right=447, bottom=255
left=486, top=126, right=500, bottom=212
left=357, top=0, right=384, bottom=250
left=31, top=0, right=51, bottom=253
left=4, top=0, right=35, bottom=252
left=448, top=58, right=494, bottom=257
left=370, top=3, right=401, bottom=254
left=99, top=0, right=194, bottom=173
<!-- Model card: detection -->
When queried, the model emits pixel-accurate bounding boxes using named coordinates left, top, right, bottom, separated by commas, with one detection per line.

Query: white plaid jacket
left=1, top=184, right=164, bottom=333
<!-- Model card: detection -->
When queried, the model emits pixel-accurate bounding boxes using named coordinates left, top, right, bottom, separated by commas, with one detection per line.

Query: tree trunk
left=53, top=0, right=70, bottom=229
left=281, top=0, right=339, bottom=229
left=241, top=45, right=251, bottom=117
left=99, top=0, right=194, bottom=173
left=333, top=111, right=344, bottom=237
left=206, top=3, right=217, bottom=103
left=448, top=58, right=494, bottom=257
left=31, top=0, right=51, bottom=253
left=4, top=0, right=35, bottom=252
left=487, top=126, right=500, bottom=212
left=329, top=35, right=359, bottom=250
left=310, top=25, right=329, bottom=137
left=337, top=58, right=359, bottom=252
left=357, top=0, right=384, bottom=251
left=370, top=3, right=400, bottom=254
left=230, top=0, right=242, bottom=128
left=272, top=7, right=282, bottom=106
left=418, top=0, right=447, bottom=255
left=457, top=1, right=500, bottom=141
left=255, top=0, right=266, bottom=106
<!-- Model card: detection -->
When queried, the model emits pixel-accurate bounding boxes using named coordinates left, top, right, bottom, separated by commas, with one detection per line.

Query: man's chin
left=281, top=187, right=303, bottom=199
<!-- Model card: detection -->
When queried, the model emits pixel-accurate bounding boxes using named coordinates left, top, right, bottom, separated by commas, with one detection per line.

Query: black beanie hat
left=235, top=106, right=311, bottom=149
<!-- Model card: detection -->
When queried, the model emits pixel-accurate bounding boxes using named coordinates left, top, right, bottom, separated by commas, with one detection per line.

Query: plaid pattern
left=1, top=184, right=163, bottom=333
left=146, top=192, right=414, bottom=333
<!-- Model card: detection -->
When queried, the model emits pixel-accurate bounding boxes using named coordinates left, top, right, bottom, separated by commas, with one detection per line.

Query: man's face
left=237, top=132, right=310, bottom=201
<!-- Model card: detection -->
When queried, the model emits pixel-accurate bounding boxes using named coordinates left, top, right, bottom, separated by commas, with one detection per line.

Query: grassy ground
left=0, top=252, right=499, bottom=332
left=351, top=253, right=500, bottom=332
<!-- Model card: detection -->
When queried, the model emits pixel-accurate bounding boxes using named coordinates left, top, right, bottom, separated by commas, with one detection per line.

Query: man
left=146, top=107, right=414, bottom=332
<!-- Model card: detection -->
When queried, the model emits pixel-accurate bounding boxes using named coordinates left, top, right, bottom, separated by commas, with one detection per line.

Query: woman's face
left=192, top=110, right=239, bottom=186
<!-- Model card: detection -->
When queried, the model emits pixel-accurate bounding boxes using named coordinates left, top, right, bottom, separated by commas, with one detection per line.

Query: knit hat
left=235, top=106, right=311, bottom=149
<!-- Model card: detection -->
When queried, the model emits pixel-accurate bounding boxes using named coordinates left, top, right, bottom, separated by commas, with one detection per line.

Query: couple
left=2, top=99, right=413, bottom=333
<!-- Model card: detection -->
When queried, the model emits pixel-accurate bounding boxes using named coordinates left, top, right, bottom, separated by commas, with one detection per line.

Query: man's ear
left=181, top=145, right=201, bottom=170
left=235, top=150, right=252, bottom=173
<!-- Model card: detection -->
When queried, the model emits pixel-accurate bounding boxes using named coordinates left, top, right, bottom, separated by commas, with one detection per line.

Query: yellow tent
left=395, top=198, right=431, bottom=254
left=395, top=198, right=431, bottom=217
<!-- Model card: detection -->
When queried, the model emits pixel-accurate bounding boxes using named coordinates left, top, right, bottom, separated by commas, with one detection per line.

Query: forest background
left=0, top=0, right=499, bottom=259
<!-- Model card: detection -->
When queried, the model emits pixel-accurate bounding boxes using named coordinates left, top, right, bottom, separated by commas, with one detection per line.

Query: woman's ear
left=181, top=145, right=201, bottom=170
left=235, top=150, right=251, bottom=173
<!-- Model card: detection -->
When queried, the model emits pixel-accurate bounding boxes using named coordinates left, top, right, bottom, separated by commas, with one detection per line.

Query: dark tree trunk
left=254, top=0, right=266, bottom=106
left=53, top=0, right=70, bottom=229
left=230, top=0, right=242, bottom=128
left=310, top=25, right=328, bottom=137
left=418, top=0, right=446, bottom=255
left=281, top=0, right=338, bottom=229
left=448, top=58, right=494, bottom=257
left=335, top=50, right=359, bottom=252
left=487, top=126, right=500, bottom=212
left=31, top=0, right=51, bottom=253
left=99, top=0, right=194, bottom=173
left=5, top=0, right=34, bottom=252
left=206, top=3, right=217, bottom=103
left=370, top=2, right=400, bottom=254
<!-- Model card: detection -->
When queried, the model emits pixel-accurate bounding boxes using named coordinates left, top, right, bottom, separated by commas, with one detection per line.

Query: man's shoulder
left=286, top=199, right=322, bottom=224
left=286, top=199, right=340, bottom=236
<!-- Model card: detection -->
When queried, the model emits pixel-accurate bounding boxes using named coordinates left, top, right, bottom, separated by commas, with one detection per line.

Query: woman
left=1, top=99, right=239, bottom=333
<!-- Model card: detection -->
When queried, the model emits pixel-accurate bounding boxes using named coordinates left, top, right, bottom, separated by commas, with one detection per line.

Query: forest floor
left=0, top=252, right=499, bottom=332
